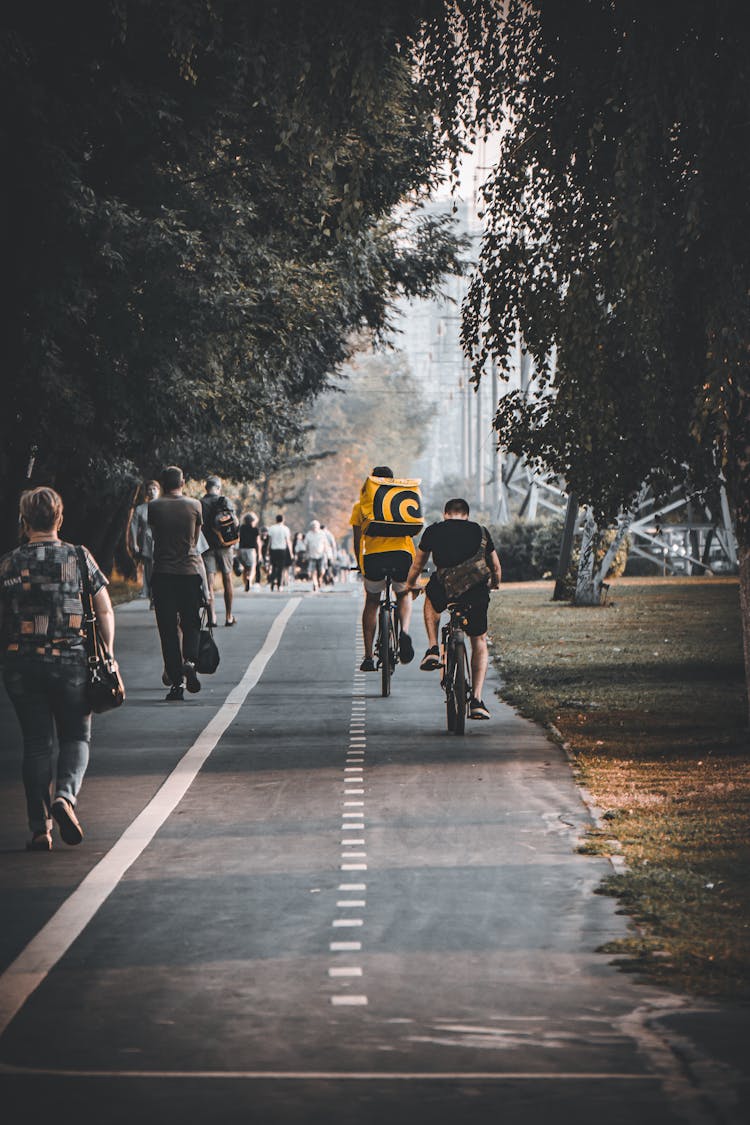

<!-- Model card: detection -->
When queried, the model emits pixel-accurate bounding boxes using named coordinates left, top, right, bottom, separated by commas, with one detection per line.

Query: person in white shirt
left=304, top=519, right=329, bottom=592
left=267, top=514, right=293, bottom=591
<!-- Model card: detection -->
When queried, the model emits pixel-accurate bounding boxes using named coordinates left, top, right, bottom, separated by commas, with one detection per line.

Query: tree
left=414, top=0, right=750, bottom=721
left=0, top=0, right=460, bottom=566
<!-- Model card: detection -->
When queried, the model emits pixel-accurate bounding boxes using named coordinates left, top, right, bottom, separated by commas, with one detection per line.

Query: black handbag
left=75, top=546, right=126, bottom=713
left=196, top=608, right=220, bottom=674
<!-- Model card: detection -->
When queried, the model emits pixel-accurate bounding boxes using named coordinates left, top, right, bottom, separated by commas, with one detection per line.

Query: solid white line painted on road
left=331, top=996, right=368, bottom=1006
left=0, top=1065, right=664, bottom=1080
left=328, top=967, right=363, bottom=978
left=330, top=942, right=362, bottom=951
left=0, top=598, right=301, bottom=1040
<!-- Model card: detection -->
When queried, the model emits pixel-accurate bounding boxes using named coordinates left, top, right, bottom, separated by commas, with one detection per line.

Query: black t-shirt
left=239, top=523, right=260, bottom=549
left=419, top=519, right=495, bottom=568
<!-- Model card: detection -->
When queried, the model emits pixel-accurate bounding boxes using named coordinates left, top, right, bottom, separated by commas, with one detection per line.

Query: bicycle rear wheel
left=453, top=643, right=467, bottom=735
left=379, top=604, right=391, bottom=697
left=445, top=647, right=457, bottom=732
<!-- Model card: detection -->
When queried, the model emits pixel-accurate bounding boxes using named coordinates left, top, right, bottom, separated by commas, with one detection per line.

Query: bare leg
left=222, top=570, right=234, bottom=622
left=469, top=633, right=489, bottom=700
left=362, top=593, right=379, bottom=659
left=396, top=591, right=412, bottom=635
left=207, top=573, right=217, bottom=625
left=423, top=596, right=441, bottom=648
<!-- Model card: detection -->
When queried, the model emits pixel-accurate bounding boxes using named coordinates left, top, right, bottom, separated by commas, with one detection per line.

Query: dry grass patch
left=488, top=578, right=749, bottom=999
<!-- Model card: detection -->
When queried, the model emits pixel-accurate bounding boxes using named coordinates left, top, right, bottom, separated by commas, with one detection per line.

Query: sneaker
left=51, top=797, right=84, bottom=845
left=183, top=661, right=201, bottom=694
left=420, top=646, right=441, bottom=671
left=359, top=657, right=376, bottom=672
left=469, top=697, right=491, bottom=720
left=165, top=684, right=185, bottom=702
left=399, top=631, right=414, bottom=664
left=27, top=830, right=52, bottom=852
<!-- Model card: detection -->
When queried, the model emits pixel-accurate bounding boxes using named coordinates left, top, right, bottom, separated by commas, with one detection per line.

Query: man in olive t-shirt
left=148, top=465, right=205, bottom=701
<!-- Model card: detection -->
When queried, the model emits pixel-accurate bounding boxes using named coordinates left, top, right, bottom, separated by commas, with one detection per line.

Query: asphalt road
left=0, top=583, right=746, bottom=1124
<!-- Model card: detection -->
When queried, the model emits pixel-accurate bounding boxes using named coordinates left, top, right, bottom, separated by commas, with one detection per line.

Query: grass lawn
left=487, top=577, right=749, bottom=1000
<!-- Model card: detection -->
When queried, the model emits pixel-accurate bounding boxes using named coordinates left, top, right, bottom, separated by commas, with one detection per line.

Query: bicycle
left=374, top=568, right=401, bottom=697
left=440, top=602, right=473, bottom=734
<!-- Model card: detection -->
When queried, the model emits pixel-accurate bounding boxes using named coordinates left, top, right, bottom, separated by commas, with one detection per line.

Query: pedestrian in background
left=292, top=530, right=308, bottom=581
left=128, top=479, right=160, bottom=604
left=0, top=486, right=116, bottom=850
left=200, top=476, right=237, bottom=626
left=238, top=511, right=260, bottom=591
left=148, top=466, right=204, bottom=701
left=304, top=519, right=329, bottom=592
left=267, top=514, right=293, bottom=591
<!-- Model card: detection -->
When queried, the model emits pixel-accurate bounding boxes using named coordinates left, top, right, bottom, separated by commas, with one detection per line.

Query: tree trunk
left=553, top=492, right=579, bottom=600
left=738, top=542, right=750, bottom=732
left=574, top=509, right=601, bottom=605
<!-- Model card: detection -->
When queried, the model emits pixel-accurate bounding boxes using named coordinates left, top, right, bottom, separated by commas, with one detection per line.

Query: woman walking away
left=0, top=487, right=116, bottom=850
left=238, top=512, right=260, bottom=591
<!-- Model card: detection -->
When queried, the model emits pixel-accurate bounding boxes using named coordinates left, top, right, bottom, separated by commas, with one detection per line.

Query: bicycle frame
left=374, top=572, right=400, bottom=697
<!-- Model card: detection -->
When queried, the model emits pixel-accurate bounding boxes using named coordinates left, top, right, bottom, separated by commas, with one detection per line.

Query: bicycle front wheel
left=379, top=604, right=391, bottom=697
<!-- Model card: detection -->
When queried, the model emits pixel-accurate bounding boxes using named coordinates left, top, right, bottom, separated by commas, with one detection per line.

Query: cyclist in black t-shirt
left=405, top=497, right=501, bottom=720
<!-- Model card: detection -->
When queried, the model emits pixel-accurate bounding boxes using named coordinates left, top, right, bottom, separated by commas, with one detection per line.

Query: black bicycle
left=440, top=602, right=473, bottom=734
left=374, top=569, right=400, bottom=697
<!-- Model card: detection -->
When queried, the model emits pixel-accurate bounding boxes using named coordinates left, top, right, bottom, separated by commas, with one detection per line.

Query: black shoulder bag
left=436, top=527, right=492, bottom=601
left=75, top=546, right=125, bottom=713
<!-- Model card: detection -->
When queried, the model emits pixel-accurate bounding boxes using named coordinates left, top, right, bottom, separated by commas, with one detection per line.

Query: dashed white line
left=339, top=883, right=366, bottom=891
left=341, top=863, right=367, bottom=871
left=331, top=995, right=368, bottom=1006
left=332, top=919, right=363, bottom=927
left=328, top=967, right=363, bottom=978
left=330, top=942, right=362, bottom=951
left=337, top=900, right=366, bottom=908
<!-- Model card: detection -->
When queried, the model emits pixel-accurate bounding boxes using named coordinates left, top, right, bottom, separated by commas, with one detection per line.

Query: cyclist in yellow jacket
left=350, top=466, right=416, bottom=672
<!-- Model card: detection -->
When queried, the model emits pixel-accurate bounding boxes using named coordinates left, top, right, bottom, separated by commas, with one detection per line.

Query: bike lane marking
left=0, top=597, right=301, bottom=1040
left=328, top=632, right=369, bottom=1005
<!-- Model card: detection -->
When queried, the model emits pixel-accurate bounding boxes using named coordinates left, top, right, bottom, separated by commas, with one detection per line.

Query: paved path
left=0, top=585, right=745, bottom=1123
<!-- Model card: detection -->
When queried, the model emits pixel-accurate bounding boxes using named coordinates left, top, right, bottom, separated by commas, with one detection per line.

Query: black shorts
left=425, top=576, right=490, bottom=637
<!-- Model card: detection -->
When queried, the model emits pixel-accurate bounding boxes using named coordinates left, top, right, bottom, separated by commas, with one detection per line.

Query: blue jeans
left=3, top=659, right=91, bottom=833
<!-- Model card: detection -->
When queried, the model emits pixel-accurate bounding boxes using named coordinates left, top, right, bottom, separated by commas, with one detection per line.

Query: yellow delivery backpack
left=359, top=475, right=423, bottom=538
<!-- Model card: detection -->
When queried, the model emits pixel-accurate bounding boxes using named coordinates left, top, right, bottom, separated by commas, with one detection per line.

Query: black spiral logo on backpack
left=372, top=485, right=422, bottom=525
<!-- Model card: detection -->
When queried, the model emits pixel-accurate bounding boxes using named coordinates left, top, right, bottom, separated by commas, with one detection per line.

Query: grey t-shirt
left=148, top=495, right=203, bottom=576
